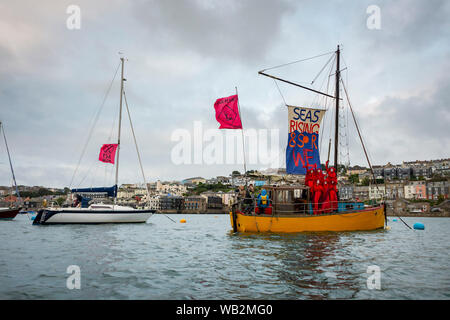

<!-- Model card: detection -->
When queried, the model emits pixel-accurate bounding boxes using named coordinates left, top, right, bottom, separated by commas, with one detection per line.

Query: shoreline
left=387, top=212, right=449, bottom=218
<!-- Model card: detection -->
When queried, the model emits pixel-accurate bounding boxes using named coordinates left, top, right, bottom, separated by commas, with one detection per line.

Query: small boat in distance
left=230, top=45, right=386, bottom=233
left=0, top=207, right=21, bottom=220
left=33, top=57, right=154, bottom=225
left=0, top=121, right=22, bottom=221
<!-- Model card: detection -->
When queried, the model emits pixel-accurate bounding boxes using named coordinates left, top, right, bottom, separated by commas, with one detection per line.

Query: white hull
left=33, top=207, right=154, bottom=225
left=45, top=212, right=152, bottom=224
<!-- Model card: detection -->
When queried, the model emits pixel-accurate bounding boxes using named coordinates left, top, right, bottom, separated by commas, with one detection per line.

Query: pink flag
left=98, top=144, right=118, bottom=164
left=214, top=94, right=242, bottom=129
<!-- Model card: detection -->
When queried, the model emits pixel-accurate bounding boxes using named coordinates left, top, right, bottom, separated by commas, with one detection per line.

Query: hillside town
left=1, top=158, right=448, bottom=215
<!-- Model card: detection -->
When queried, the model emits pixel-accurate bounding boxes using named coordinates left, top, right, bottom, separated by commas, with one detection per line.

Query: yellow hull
left=230, top=206, right=385, bottom=233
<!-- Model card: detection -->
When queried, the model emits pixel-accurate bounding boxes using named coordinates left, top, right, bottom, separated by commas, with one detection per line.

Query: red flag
left=214, top=94, right=242, bottom=129
left=98, top=144, right=118, bottom=164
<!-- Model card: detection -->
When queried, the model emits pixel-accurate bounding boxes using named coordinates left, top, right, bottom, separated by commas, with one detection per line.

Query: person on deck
left=243, top=184, right=255, bottom=214
left=326, top=163, right=338, bottom=211
left=305, top=168, right=314, bottom=190
left=313, top=177, right=324, bottom=214
left=72, top=194, right=82, bottom=208
left=257, top=189, right=270, bottom=215
left=321, top=180, right=331, bottom=213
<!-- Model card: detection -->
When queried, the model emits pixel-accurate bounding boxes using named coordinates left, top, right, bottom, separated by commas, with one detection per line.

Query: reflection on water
left=229, top=232, right=363, bottom=299
left=0, top=215, right=449, bottom=299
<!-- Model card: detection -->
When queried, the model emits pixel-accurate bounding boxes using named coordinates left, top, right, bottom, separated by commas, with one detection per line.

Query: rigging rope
left=69, top=61, right=121, bottom=189
left=103, top=98, right=119, bottom=187
left=260, top=50, right=335, bottom=72
left=319, top=54, right=336, bottom=156
left=122, top=90, right=175, bottom=223
left=123, top=90, right=151, bottom=207
left=310, top=53, right=335, bottom=86
left=273, top=79, right=287, bottom=106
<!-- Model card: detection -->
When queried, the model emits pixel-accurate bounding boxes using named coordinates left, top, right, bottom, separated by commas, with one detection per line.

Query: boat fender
left=385, top=226, right=391, bottom=230
left=393, top=218, right=398, bottom=222
left=180, top=219, right=186, bottom=223
left=413, top=222, right=425, bottom=230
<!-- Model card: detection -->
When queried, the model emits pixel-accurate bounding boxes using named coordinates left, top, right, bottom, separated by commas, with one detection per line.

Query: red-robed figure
left=305, top=168, right=314, bottom=190
left=321, top=180, right=332, bottom=213
left=326, top=163, right=338, bottom=211
left=306, top=168, right=315, bottom=214
left=312, top=168, right=325, bottom=214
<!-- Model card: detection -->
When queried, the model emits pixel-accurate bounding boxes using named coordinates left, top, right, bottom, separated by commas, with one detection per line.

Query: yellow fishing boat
left=230, top=186, right=386, bottom=233
left=229, top=45, right=386, bottom=233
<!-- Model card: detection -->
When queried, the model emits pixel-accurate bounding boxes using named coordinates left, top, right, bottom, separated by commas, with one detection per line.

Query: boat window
left=275, top=190, right=283, bottom=203
left=285, top=190, right=293, bottom=202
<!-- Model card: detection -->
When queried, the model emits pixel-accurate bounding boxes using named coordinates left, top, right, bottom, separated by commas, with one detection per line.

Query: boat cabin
left=236, top=184, right=366, bottom=216
left=263, top=185, right=310, bottom=215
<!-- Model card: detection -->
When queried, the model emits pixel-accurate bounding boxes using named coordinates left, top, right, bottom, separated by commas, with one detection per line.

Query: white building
left=156, top=180, right=187, bottom=196
left=117, top=189, right=136, bottom=199
left=200, top=190, right=236, bottom=206
left=369, top=184, right=385, bottom=200
left=145, top=195, right=161, bottom=210
left=404, top=182, right=415, bottom=199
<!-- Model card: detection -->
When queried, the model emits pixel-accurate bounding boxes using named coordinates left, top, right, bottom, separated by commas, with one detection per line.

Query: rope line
left=273, top=79, right=288, bottom=106
left=69, top=61, right=121, bottom=189
left=123, top=90, right=151, bottom=208
left=260, top=50, right=335, bottom=72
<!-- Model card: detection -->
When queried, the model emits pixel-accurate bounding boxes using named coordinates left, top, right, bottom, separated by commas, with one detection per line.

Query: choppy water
left=0, top=214, right=449, bottom=299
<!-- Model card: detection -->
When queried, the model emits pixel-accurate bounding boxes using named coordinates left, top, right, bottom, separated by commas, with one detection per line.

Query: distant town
left=1, top=158, right=449, bottom=215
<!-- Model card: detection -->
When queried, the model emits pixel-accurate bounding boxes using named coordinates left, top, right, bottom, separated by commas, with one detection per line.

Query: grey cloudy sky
left=0, top=0, right=449, bottom=188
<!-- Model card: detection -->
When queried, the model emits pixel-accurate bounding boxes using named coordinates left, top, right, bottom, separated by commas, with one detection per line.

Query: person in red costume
left=305, top=168, right=314, bottom=189
left=313, top=176, right=323, bottom=214
left=326, top=164, right=338, bottom=211
left=321, top=179, right=331, bottom=213
left=304, top=168, right=314, bottom=214
left=316, top=167, right=325, bottom=185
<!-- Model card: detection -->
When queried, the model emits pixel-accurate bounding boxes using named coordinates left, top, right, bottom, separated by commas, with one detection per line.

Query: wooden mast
left=114, top=57, right=125, bottom=204
left=334, top=45, right=340, bottom=170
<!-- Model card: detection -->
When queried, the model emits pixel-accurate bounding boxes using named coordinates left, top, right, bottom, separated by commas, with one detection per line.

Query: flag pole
left=235, top=87, right=247, bottom=181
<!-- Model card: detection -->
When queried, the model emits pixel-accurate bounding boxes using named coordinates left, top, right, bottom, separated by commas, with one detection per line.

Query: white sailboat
left=33, top=57, right=154, bottom=225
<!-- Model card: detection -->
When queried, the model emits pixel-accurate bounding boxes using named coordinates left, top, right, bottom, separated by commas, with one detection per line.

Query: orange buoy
left=180, top=219, right=186, bottom=223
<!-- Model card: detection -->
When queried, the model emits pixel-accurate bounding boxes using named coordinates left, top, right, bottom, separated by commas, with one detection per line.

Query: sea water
left=0, top=214, right=449, bottom=299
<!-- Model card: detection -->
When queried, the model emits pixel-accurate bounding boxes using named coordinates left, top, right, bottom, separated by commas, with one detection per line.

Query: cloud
left=356, top=72, right=450, bottom=165
left=0, top=0, right=448, bottom=187
left=132, top=0, right=293, bottom=63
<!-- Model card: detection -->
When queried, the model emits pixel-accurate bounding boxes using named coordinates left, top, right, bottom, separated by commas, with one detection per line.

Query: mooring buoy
left=413, top=222, right=425, bottom=230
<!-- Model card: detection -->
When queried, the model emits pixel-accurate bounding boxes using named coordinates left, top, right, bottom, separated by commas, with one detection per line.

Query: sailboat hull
left=0, top=208, right=21, bottom=220
left=33, top=209, right=155, bottom=225
left=230, top=205, right=385, bottom=233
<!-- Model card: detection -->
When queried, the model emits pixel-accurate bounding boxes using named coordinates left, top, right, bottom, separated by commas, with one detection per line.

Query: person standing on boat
left=236, top=185, right=245, bottom=212
left=325, top=163, right=338, bottom=211
left=257, top=189, right=269, bottom=215
left=236, top=186, right=245, bottom=201
left=313, top=177, right=323, bottom=214
left=321, top=180, right=331, bottom=213
left=243, top=184, right=255, bottom=214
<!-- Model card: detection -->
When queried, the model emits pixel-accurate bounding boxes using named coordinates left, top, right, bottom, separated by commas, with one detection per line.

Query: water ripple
left=0, top=214, right=449, bottom=299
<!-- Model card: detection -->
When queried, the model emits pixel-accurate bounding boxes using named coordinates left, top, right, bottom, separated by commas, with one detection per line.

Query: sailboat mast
left=334, top=45, right=340, bottom=169
left=0, top=122, right=21, bottom=202
left=114, top=57, right=125, bottom=203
